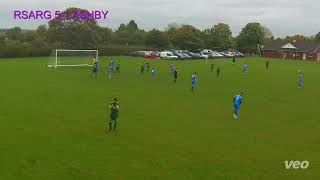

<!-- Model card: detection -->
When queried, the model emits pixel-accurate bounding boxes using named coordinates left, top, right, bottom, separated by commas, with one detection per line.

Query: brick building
left=263, top=40, right=320, bottom=61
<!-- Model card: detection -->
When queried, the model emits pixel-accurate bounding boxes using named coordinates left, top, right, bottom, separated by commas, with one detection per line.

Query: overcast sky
left=1, top=0, right=319, bottom=37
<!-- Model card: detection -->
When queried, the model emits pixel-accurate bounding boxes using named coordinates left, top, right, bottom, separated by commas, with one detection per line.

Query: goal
left=48, top=49, right=99, bottom=68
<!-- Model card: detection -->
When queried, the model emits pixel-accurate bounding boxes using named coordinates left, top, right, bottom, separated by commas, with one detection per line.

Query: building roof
left=263, top=40, right=320, bottom=53
left=281, top=43, right=297, bottom=49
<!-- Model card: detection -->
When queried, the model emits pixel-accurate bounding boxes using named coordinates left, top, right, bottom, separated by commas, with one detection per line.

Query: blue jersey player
left=170, top=64, right=174, bottom=75
left=151, top=68, right=156, bottom=77
left=191, top=72, right=197, bottom=91
left=233, top=92, right=243, bottom=119
left=243, top=63, right=247, bottom=74
left=95, top=57, right=99, bottom=70
left=108, top=57, right=114, bottom=79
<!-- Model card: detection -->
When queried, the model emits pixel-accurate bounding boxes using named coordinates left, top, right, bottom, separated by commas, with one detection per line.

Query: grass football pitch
left=0, top=56, right=319, bottom=179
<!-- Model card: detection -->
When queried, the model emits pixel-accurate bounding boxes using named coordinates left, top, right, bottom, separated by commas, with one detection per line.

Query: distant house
left=263, top=40, right=320, bottom=61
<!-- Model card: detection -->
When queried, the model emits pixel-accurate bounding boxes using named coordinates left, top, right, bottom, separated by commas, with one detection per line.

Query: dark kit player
left=145, top=62, right=150, bottom=72
left=140, top=64, right=145, bottom=74
left=115, top=63, right=120, bottom=74
left=108, top=98, right=119, bottom=132
left=216, top=66, right=221, bottom=77
left=211, top=64, right=215, bottom=72
left=173, top=69, right=178, bottom=83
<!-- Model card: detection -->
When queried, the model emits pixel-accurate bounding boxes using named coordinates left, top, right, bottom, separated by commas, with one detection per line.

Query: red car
left=144, top=51, right=157, bottom=59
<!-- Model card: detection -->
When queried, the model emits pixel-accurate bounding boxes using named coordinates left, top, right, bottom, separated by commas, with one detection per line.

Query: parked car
left=201, top=52, right=212, bottom=59
left=179, top=52, right=189, bottom=59
left=216, top=52, right=225, bottom=57
left=194, top=53, right=205, bottom=59
left=169, top=50, right=184, bottom=60
left=212, top=51, right=224, bottom=58
left=182, top=53, right=192, bottom=59
left=219, top=51, right=234, bottom=57
left=181, top=51, right=200, bottom=59
left=136, top=51, right=148, bottom=57
left=129, top=51, right=143, bottom=57
left=210, top=52, right=219, bottom=58
left=145, top=51, right=157, bottom=58
left=188, top=52, right=202, bottom=59
left=154, top=51, right=161, bottom=57
left=233, top=51, right=244, bottom=57
left=201, top=49, right=213, bottom=54
left=171, top=51, right=184, bottom=59
left=160, top=51, right=178, bottom=60
left=225, top=51, right=235, bottom=57
left=183, top=51, right=198, bottom=59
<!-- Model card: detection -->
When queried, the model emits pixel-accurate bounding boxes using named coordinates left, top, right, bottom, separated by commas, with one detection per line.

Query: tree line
left=0, top=7, right=319, bottom=58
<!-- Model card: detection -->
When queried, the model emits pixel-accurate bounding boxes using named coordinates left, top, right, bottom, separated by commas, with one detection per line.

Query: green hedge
left=96, top=44, right=155, bottom=56
left=0, top=43, right=154, bottom=58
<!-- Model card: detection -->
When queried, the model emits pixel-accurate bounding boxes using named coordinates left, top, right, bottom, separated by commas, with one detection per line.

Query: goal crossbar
left=49, top=64, right=93, bottom=67
left=56, top=49, right=99, bottom=52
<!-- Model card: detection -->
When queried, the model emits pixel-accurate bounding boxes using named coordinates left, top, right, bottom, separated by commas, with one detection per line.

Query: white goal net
left=48, top=49, right=99, bottom=68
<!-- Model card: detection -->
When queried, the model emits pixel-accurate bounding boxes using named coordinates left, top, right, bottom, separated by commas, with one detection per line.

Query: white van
left=160, top=51, right=178, bottom=60
left=201, top=49, right=213, bottom=54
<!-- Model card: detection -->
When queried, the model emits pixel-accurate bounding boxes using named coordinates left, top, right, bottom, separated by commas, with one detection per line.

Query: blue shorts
left=233, top=104, right=239, bottom=115
left=192, top=81, right=196, bottom=86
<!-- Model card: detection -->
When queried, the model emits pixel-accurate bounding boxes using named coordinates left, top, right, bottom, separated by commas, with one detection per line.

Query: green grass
left=0, top=56, right=319, bottom=180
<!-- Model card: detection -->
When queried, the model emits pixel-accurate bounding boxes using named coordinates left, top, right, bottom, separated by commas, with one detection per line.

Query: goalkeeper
left=90, top=56, right=98, bottom=79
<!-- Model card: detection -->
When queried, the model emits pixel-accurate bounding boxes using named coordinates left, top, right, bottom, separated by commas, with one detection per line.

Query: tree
left=93, top=26, right=112, bottom=45
left=284, top=35, right=308, bottom=42
left=23, top=31, right=37, bottom=42
left=166, top=23, right=180, bottom=37
left=169, top=25, right=203, bottom=50
left=261, top=26, right=273, bottom=43
left=6, top=27, right=22, bottom=41
left=113, top=20, right=145, bottom=45
left=204, top=23, right=233, bottom=50
left=145, top=29, right=169, bottom=48
left=316, top=32, right=320, bottom=41
left=118, top=24, right=126, bottom=31
left=236, top=23, right=266, bottom=53
left=0, top=34, right=6, bottom=47
left=29, top=25, right=49, bottom=51
left=127, top=20, right=139, bottom=32
left=48, top=7, right=98, bottom=48
left=36, top=25, right=48, bottom=40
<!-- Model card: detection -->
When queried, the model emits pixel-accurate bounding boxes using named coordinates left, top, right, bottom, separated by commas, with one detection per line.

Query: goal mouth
left=48, top=49, right=99, bottom=68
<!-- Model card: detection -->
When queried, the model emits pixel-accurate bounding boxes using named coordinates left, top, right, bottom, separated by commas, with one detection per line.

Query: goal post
left=48, top=49, right=99, bottom=68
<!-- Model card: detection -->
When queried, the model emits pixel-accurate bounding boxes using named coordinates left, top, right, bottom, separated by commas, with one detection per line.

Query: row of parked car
left=129, top=49, right=244, bottom=60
